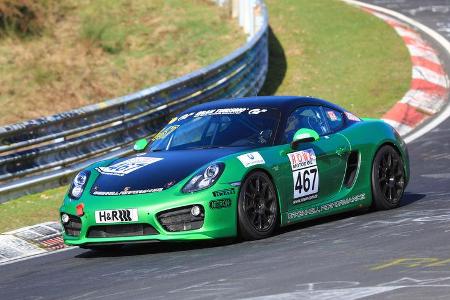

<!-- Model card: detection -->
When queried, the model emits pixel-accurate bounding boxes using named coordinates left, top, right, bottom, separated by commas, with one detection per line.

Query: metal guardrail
left=0, top=0, right=269, bottom=202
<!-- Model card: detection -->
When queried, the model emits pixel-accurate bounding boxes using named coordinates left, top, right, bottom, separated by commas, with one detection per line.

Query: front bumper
left=60, top=185, right=239, bottom=246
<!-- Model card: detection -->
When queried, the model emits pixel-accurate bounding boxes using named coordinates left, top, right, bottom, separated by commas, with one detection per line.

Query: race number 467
left=288, top=149, right=320, bottom=203
left=293, top=166, right=319, bottom=199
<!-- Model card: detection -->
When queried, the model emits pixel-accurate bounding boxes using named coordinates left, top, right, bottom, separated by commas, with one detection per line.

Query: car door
left=283, top=106, right=350, bottom=212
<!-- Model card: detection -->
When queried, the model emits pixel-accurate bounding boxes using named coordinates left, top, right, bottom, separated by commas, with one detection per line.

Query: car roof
left=181, top=96, right=346, bottom=114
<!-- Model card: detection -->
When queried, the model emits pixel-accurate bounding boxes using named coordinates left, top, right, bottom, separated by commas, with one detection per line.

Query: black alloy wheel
left=371, top=145, right=406, bottom=210
left=238, top=171, right=278, bottom=240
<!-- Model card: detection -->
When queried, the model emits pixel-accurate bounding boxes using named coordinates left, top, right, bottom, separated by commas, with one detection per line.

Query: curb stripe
left=412, top=66, right=448, bottom=88
left=402, top=36, right=434, bottom=51
left=399, top=89, right=447, bottom=115
left=395, top=27, right=421, bottom=39
left=411, top=57, right=445, bottom=75
left=350, top=2, right=450, bottom=137
left=383, top=103, right=428, bottom=126
left=406, top=45, right=442, bottom=65
left=411, top=79, right=448, bottom=95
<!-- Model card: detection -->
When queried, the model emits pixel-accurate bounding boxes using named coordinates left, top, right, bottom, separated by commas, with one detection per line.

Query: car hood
left=90, top=147, right=248, bottom=196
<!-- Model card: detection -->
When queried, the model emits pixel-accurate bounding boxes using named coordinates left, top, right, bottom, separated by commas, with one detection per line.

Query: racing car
left=60, top=96, right=409, bottom=247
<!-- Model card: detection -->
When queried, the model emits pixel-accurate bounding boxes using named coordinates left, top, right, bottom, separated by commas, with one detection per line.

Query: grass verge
left=0, top=0, right=244, bottom=125
left=0, top=186, right=66, bottom=232
left=260, top=0, right=411, bottom=117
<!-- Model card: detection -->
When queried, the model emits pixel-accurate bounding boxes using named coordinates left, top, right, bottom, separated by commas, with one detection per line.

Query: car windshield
left=149, top=107, right=280, bottom=151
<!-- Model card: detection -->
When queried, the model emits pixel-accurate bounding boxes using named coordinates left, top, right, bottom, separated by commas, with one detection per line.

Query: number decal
left=295, top=172, right=302, bottom=192
left=303, top=169, right=310, bottom=192
left=293, top=167, right=319, bottom=201
left=310, top=168, right=317, bottom=188
left=96, top=157, right=163, bottom=176
left=288, top=149, right=320, bottom=204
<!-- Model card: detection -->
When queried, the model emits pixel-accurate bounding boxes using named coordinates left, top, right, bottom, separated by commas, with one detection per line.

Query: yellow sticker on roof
left=152, top=125, right=179, bottom=140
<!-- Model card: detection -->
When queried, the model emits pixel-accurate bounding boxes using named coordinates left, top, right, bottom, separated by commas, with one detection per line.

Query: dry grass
left=0, top=0, right=45, bottom=36
left=0, top=0, right=244, bottom=125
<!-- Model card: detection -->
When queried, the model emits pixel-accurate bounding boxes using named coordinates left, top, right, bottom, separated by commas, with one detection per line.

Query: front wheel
left=371, top=145, right=406, bottom=210
left=238, top=171, right=279, bottom=240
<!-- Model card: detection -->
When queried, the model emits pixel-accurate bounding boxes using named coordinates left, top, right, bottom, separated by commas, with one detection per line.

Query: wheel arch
left=239, top=167, right=282, bottom=226
left=370, top=142, right=407, bottom=210
left=373, top=140, right=409, bottom=186
left=376, top=141, right=401, bottom=155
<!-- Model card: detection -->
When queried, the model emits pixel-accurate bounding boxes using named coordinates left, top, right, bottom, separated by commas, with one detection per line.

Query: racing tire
left=238, top=171, right=279, bottom=240
left=371, top=145, right=406, bottom=210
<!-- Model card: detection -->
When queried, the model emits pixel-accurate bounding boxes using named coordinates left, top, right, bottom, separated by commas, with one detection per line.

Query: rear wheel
left=238, top=171, right=278, bottom=240
left=371, top=145, right=406, bottom=210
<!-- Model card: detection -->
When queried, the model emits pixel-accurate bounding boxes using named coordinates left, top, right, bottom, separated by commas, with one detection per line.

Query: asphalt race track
left=1, top=1, right=450, bottom=299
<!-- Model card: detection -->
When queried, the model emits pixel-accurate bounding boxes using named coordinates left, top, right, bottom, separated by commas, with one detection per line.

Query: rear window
left=344, top=111, right=361, bottom=122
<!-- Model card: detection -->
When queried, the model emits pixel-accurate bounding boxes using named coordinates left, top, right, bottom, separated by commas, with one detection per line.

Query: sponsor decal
left=237, top=152, right=265, bottom=167
left=152, top=125, right=179, bottom=140
left=345, top=112, right=361, bottom=122
left=212, top=188, right=236, bottom=197
left=176, top=108, right=269, bottom=121
left=288, top=149, right=317, bottom=170
left=327, top=110, right=338, bottom=121
left=287, top=193, right=366, bottom=221
left=287, top=149, right=319, bottom=203
left=164, top=180, right=176, bottom=189
left=92, top=188, right=164, bottom=196
left=209, top=198, right=232, bottom=209
left=95, top=209, right=138, bottom=223
left=293, top=193, right=318, bottom=204
left=195, top=108, right=248, bottom=117
left=248, top=108, right=268, bottom=115
left=96, top=157, right=163, bottom=176
left=178, top=112, right=195, bottom=121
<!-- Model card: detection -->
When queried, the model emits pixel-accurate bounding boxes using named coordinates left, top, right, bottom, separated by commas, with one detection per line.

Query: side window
left=323, top=107, right=345, bottom=132
left=283, top=106, right=329, bottom=143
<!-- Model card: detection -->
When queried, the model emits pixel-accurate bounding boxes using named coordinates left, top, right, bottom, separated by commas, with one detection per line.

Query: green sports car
left=60, top=96, right=409, bottom=247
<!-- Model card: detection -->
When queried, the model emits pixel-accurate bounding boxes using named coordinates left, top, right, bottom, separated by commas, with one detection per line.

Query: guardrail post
left=254, top=1, right=263, bottom=34
left=239, top=0, right=245, bottom=27
left=232, top=0, right=239, bottom=18
left=244, top=0, right=251, bottom=34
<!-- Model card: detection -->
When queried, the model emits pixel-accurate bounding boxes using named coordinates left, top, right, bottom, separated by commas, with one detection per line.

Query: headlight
left=68, top=170, right=90, bottom=199
left=182, top=163, right=224, bottom=193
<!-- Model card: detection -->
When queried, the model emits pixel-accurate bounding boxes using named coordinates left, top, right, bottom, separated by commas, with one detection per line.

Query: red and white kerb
left=364, top=9, right=449, bottom=136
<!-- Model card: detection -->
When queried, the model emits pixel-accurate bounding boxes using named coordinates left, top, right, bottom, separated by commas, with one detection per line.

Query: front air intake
left=157, top=205, right=204, bottom=232
left=62, top=214, right=82, bottom=237
left=87, top=223, right=159, bottom=238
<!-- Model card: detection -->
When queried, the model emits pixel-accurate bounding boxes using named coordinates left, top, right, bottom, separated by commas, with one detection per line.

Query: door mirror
left=133, top=138, right=149, bottom=152
left=291, top=128, right=319, bottom=149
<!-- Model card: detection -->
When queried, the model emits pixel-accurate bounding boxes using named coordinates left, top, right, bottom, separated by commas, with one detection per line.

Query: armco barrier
left=0, top=0, right=269, bottom=202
